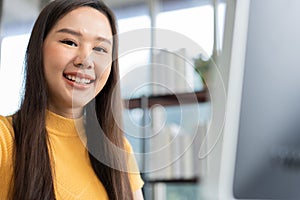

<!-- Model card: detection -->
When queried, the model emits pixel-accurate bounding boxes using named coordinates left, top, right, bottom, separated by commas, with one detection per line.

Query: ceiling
left=2, top=0, right=40, bottom=24
left=104, top=0, right=146, bottom=8
left=0, top=0, right=148, bottom=35
left=1, top=0, right=146, bottom=23
left=1, top=0, right=206, bottom=34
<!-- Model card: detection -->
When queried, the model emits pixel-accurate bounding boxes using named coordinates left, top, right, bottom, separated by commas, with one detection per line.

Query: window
left=117, top=15, right=152, bottom=99
left=157, top=5, right=214, bottom=57
left=0, top=34, right=29, bottom=115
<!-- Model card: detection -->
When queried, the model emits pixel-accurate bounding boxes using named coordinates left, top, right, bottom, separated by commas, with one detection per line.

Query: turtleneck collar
left=46, top=110, right=85, bottom=137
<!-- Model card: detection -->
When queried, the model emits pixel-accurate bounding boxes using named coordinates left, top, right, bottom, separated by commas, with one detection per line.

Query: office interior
left=1, top=0, right=299, bottom=199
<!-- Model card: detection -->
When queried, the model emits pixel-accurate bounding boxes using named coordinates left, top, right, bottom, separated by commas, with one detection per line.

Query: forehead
left=51, top=6, right=113, bottom=39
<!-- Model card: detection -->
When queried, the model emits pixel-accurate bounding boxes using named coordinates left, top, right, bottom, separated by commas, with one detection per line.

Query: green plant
left=193, top=54, right=212, bottom=85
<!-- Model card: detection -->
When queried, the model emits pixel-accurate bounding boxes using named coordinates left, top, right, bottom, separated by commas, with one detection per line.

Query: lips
left=63, top=72, right=95, bottom=85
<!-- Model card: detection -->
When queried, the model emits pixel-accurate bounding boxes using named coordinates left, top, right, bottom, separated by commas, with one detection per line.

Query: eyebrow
left=56, top=28, right=112, bottom=45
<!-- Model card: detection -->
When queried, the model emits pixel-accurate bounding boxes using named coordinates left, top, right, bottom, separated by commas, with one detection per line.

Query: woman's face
left=43, top=6, right=113, bottom=118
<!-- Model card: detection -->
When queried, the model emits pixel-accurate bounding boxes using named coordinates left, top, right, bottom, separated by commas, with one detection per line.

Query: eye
left=93, top=46, right=108, bottom=53
left=60, top=40, right=77, bottom=47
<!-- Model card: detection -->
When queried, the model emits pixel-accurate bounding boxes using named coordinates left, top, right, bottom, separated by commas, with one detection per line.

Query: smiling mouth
left=63, top=73, right=95, bottom=85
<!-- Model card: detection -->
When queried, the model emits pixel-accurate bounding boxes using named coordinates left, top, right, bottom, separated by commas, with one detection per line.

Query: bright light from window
left=0, top=34, right=29, bottom=116
left=118, top=15, right=151, bottom=33
left=117, top=15, right=151, bottom=98
left=218, top=3, right=227, bottom=50
left=117, top=15, right=151, bottom=76
left=157, top=5, right=214, bottom=58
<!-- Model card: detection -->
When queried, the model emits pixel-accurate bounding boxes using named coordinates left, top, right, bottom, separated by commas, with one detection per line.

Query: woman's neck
left=47, top=105, right=83, bottom=119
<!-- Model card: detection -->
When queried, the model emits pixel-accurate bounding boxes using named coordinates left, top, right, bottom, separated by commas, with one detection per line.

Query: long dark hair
left=12, top=0, right=133, bottom=199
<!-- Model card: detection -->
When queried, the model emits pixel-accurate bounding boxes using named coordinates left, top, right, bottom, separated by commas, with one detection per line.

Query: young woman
left=0, top=0, right=144, bottom=199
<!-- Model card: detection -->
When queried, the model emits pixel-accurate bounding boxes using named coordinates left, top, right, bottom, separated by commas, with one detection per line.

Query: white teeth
left=65, top=74, right=92, bottom=84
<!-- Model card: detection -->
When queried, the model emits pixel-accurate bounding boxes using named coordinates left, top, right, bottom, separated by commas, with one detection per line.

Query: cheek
left=94, top=65, right=112, bottom=95
left=43, top=42, right=72, bottom=72
left=43, top=46, right=60, bottom=75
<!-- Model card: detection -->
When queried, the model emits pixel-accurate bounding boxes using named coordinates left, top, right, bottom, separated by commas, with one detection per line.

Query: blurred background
left=2, top=1, right=300, bottom=199
left=0, top=0, right=229, bottom=199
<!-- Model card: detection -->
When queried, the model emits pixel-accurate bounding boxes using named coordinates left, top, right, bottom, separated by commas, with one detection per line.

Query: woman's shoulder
left=123, top=136, right=134, bottom=153
left=123, top=136, right=145, bottom=191
left=0, top=115, right=15, bottom=199
left=0, top=115, right=14, bottom=143
left=0, top=115, right=13, bottom=132
left=0, top=115, right=14, bottom=170
left=0, top=115, right=13, bottom=122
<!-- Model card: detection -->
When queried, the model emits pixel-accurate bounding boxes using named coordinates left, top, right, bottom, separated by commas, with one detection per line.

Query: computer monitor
left=219, top=0, right=300, bottom=199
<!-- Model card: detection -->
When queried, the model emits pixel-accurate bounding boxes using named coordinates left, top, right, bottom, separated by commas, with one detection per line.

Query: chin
left=72, top=101, right=89, bottom=108
left=71, top=97, right=92, bottom=108
left=71, top=90, right=95, bottom=106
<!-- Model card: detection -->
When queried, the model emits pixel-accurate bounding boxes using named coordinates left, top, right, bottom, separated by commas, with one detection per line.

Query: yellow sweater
left=0, top=110, right=143, bottom=200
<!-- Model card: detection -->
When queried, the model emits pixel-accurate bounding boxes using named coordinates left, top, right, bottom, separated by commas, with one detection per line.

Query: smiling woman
left=42, top=6, right=113, bottom=118
left=0, top=0, right=143, bottom=200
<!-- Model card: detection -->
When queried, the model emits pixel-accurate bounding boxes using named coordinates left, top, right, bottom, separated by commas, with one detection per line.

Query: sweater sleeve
left=0, top=116, right=9, bottom=168
left=0, top=115, right=14, bottom=199
left=0, top=115, right=14, bottom=165
left=124, top=137, right=144, bottom=192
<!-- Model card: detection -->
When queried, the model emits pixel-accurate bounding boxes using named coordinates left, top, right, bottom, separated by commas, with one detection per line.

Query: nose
left=73, top=46, right=93, bottom=69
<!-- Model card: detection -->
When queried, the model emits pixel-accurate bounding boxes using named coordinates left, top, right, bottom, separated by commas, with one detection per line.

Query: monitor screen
left=219, top=0, right=300, bottom=199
